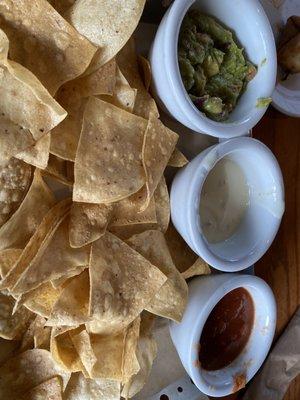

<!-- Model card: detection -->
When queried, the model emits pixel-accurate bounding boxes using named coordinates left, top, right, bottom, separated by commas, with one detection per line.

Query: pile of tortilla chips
left=0, top=1, right=210, bottom=399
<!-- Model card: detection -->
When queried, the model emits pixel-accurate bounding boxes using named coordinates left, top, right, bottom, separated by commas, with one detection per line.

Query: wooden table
left=253, top=108, right=300, bottom=399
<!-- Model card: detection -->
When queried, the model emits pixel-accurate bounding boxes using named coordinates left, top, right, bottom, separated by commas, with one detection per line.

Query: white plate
left=260, top=0, right=300, bottom=117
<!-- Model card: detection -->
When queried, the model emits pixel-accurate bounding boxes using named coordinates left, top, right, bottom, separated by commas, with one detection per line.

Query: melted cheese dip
left=200, top=157, right=249, bottom=243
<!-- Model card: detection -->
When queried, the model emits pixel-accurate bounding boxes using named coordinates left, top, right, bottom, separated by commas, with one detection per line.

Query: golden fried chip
left=66, top=0, right=146, bottom=72
left=50, top=60, right=116, bottom=161
left=0, top=199, right=70, bottom=291
left=51, top=327, right=84, bottom=373
left=16, top=133, right=50, bottom=170
left=0, top=0, right=97, bottom=95
left=181, top=258, right=211, bottom=280
left=0, top=349, right=70, bottom=397
left=109, top=222, right=158, bottom=240
left=47, top=271, right=89, bottom=326
left=154, top=177, right=170, bottom=233
left=122, top=314, right=157, bottom=399
left=109, top=191, right=156, bottom=227
left=0, top=30, right=67, bottom=139
left=69, top=329, right=97, bottom=378
left=0, top=292, right=33, bottom=340
left=168, top=148, right=189, bottom=168
left=117, top=39, right=159, bottom=119
left=69, top=202, right=114, bottom=248
left=141, top=114, right=178, bottom=210
left=51, top=266, right=87, bottom=289
left=99, top=66, right=137, bottom=113
left=87, top=232, right=167, bottom=335
left=20, top=377, right=62, bottom=400
left=73, top=97, right=146, bottom=204
left=21, top=282, right=63, bottom=318
left=43, top=155, right=74, bottom=187
left=0, top=115, right=34, bottom=165
left=138, top=55, right=152, bottom=91
left=0, top=169, right=55, bottom=252
left=0, top=158, right=32, bottom=229
left=122, top=316, right=141, bottom=383
left=12, top=215, right=90, bottom=295
left=128, top=230, right=188, bottom=322
left=0, top=249, right=22, bottom=279
left=64, top=372, right=120, bottom=400
left=21, top=315, right=48, bottom=351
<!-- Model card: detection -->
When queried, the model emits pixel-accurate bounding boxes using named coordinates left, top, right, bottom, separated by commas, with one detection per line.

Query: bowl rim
left=161, top=0, right=277, bottom=137
left=184, top=137, right=285, bottom=271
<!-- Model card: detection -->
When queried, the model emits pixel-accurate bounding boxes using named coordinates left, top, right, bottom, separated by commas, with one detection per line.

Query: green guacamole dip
left=178, top=11, right=257, bottom=122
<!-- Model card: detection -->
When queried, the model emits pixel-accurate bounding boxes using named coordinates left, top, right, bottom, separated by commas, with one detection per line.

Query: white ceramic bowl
left=149, top=0, right=277, bottom=138
left=170, top=137, right=285, bottom=271
left=169, top=274, right=277, bottom=397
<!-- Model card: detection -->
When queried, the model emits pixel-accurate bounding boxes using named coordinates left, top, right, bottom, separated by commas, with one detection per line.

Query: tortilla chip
left=11, top=215, right=90, bottom=295
left=50, top=60, right=116, bottom=161
left=64, top=372, right=120, bottom=400
left=127, top=230, right=188, bottom=322
left=99, top=66, right=137, bottom=113
left=51, top=265, right=87, bottom=289
left=16, top=134, right=50, bottom=170
left=0, top=199, right=70, bottom=291
left=20, top=377, right=62, bottom=400
left=73, top=97, right=146, bottom=204
left=122, top=317, right=141, bottom=383
left=141, top=115, right=178, bottom=210
left=43, top=155, right=74, bottom=187
left=0, top=0, right=97, bottom=95
left=0, top=292, right=33, bottom=340
left=66, top=0, right=146, bottom=72
left=117, top=39, right=159, bottom=119
left=21, top=282, right=63, bottom=318
left=168, top=148, right=189, bottom=168
left=0, top=249, right=22, bottom=279
left=69, top=202, right=113, bottom=248
left=138, top=56, right=152, bottom=91
left=0, top=158, right=32, bottom=229
left=181, top=258, right=211, bottom=280
left=109, top=222, right=158, bottom=241
left=165, top=224, right=199, bottom=273
left=0, top=30, right=67, bottom=139
left=0, top=169, right=55, bottom=252
left=109, top=191, right=156, bottom=227
left=69, top=329, right=97, bottom=377
left=21, top=315, right=48, bottom=350
left=87, top=232, right=167, bottom=335
left=47, top=271, right=89, bottom=326
left=154, top=177, right=170, bottom=233
left=0, top=349, right=70, bottom=397
left=122, top=314, right=157, bottom=399
left=0, top=115, right=34, bottom=165
left=50, top=327, right=84, bottom=373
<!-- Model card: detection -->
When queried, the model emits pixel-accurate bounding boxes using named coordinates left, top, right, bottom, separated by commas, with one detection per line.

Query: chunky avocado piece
left=178, top=10, right=257, bottom=121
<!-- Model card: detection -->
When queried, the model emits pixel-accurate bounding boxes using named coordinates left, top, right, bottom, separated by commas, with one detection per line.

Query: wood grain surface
left=253, top=108, right=300, bottom=400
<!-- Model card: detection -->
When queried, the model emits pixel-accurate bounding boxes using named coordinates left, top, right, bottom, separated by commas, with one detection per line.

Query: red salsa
left=199, top=287, right=254, bottom=371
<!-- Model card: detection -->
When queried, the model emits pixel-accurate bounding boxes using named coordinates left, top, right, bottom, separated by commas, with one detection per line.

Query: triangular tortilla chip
left=0, top=0, right=97, bottom=95
left=21, top=315, right=48, bottom=351
left=50, top=60, right=116, bottom=162
left=51, top=266, right=87, bottom=289
left=66, top=0, right=146, bottom=73
left=154, top=176, right=170, bottom=233
left=109, top=222, right=158, bottom=240
left=127, top=230, right=188, bottom=322
left=122, top=317, right=141, bottom=384
left=20, top=377, right=63, bottom=400
left=73, top=97, right=146, bottom=204
left=16, top=133, right=50, bottom=170
left=87, top=232, right=167, bottom=335
left=0, top=169, right=55, bottom=252
left=69, top=329, right=98, bottom=378
left=12, top=215, right=90, bottom=295
left=69, top=202, right=114, bottom=248
left=168, top=148, right=189, bottom=167
left=181, top=258, right=211, bottom=280
left=43, top=155, right=74, bottom=187
left=0, top=30, right=67, bottom=139
left=0, top=199, right=70, bottom=291
left=141, top=114, right=178, bottom=210
left=0, top=158, right=32, bottom=229
left=138, top=56, right=152, bottom=92
left=0, top=249, right=22, bottom=279
left=47, top=270, right=90, bottom=326
left=0, top=349, right=70, bottom=397
left=64, top=372, right=120, bottom=400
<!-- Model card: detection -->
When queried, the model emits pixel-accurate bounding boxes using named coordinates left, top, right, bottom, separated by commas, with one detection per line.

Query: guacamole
left=178, top=11, right=256, bottom=122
